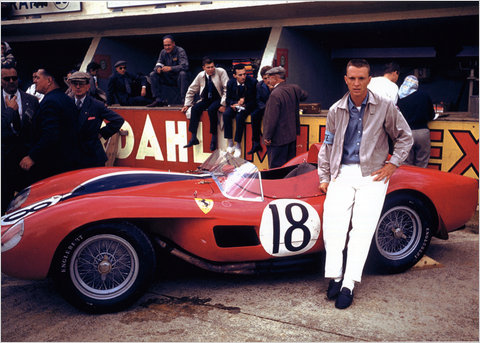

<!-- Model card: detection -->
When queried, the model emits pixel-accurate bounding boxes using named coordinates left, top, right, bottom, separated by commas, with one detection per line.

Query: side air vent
left=213, top=226, right=260, bottom=248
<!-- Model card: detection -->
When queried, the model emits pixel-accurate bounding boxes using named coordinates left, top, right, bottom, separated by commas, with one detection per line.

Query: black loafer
left=146, top=100, right=161, bottom=107
left=326, top=279, right=342, bottom=300
left=335, top=288, right=354, bottom=309
left=184, top=137, right=199, bottom=148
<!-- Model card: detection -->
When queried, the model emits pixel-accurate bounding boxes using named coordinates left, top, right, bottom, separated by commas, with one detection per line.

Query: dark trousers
left=188, top=98, right=221, bottom=136
left=126, top=96, right=151, bottom=106
left=250, top=108, right=265, bottom=142
left=223, top=107, right=247, bottom=143
left=267, top=141, right=297, bottom=169
left=1, top=159, right=31, bottom=214
left=150, top=70, right=188, bottom=103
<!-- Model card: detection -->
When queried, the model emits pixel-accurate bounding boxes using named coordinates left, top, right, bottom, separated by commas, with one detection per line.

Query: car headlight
left=1, top=219, right=24, bottom=253
left=6, top=187, right=30, bottom=213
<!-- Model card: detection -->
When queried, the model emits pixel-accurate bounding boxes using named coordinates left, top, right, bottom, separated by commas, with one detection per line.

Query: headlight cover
left=6, top=187, right=30, bottom=213
left=1, top=219, right=24, bottom=253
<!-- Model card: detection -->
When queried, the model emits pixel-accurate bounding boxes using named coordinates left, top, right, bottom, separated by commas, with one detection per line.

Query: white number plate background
left=259, top=199, right=321, bottom=257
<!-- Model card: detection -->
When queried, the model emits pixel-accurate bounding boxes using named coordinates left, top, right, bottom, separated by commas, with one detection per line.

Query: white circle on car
left=259, top=199, right=321, bottom=257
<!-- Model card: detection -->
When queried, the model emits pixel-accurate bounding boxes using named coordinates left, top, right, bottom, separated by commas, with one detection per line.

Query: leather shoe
left=184, top=137, right=199, bottom=148
left=210, top=136, right=217, bottom=151
left=326, top=279, right=342, bottom=300
left=335, top=288, right=354, bottom=309
left=146, top=100, right=161, bottom=107
left=247, top=142, right=263, bottom=155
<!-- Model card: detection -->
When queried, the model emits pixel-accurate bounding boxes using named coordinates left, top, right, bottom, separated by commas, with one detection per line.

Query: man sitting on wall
left=107, top=60, right=151, bottom=106
left=147, top=35, right=189, bottom=107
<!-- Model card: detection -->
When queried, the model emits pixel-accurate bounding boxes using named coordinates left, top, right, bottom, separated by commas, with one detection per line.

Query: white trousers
left=323, top=164, right=389, bottom=283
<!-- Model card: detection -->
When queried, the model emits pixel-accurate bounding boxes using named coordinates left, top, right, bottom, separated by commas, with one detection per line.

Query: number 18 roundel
left=259, top=199, right=321, bottom=257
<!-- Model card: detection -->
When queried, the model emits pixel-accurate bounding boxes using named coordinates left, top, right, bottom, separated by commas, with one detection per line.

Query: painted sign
left=111, top=108, right=479, bottom=179
left=10, top=2, right=81, bottom=16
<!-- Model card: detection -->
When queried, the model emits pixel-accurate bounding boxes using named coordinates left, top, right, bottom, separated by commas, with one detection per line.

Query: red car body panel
left=2, top=145, right=477, bottom=281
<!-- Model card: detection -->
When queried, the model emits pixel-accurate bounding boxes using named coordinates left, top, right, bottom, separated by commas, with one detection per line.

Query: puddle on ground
left=121, top=295, right=241, bottom=323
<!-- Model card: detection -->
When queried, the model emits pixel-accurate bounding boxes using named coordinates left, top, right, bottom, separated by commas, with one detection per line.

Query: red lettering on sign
left=449, top=130, right=479, bottom=176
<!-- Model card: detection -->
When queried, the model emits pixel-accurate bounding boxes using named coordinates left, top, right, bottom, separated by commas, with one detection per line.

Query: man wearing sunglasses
left=68, top=71, right=124, bottom=168
left=1, top=66, right=39, bottom=213
left=107, top=60, right=151, bottom=106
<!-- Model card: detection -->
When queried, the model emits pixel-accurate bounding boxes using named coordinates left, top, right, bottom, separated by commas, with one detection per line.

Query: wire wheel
left=375, top=205, right=422, bottom=261
left=70, top=234, right=139, bottom=300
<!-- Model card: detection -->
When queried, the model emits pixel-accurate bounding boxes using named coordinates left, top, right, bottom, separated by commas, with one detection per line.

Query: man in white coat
left=182, top=56, right=229, bottom=151
left=367, top=62, right=400, bottom=104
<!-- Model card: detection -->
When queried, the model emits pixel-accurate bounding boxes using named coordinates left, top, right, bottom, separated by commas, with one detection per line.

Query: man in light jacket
left=182, top=56, right=229, bottom=151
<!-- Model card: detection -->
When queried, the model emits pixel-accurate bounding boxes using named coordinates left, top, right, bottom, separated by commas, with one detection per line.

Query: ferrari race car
left=2, top=144, right=478, bottom=313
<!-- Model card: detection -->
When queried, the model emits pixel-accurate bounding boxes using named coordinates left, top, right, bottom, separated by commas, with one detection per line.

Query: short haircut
left=233, top=64, right=246, bottom=74
left=346, top=59, right=371, bottom=75
left=38, top=68, right=55, bottom=80
left=260, top=65, right=272, bottom=77
left=384, top=62, right=400, bottom=74
left=87, top=61, right=100, bottom=72
left=163, top=34, right=175, bottom=42
left=2, top=65, right=17, bottom=73
left=202, top=56, right=214, bottom=66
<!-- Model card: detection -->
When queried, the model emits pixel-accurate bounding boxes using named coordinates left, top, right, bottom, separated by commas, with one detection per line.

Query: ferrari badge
left=195, top=198, right=214, bottom=214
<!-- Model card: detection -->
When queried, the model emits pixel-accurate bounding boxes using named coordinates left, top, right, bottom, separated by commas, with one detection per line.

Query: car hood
left=6, top=167, right=208, bottom=213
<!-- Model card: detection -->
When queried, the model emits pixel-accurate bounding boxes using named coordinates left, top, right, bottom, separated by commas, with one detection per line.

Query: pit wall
left=109, top=107, right=478, bottom=179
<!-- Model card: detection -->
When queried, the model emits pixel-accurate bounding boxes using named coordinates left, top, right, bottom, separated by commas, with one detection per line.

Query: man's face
left=344, top=66, right=371, bottom=99
left=392, top=71, right=399, bottom=83
left=202, top=62, right=215, bottom=76
left=1, top=68, right=19, bottom=95
left=163, top=38, right=175, bottom=54
left=34, top=69, right=51, bottom=94
left=116, top=65, right=127, bottom=75
left=234, top=68, right=246, bottom=84
left=70, top=79, right=90, bottom=99
left=262, top=74, right=269, bottom=85
left=267, top=74, right=279, bottom=87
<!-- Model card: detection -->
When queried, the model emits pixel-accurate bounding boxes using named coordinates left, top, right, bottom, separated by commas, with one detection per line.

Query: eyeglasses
left=71, top=81, right=88, bottom=86
left=117, top=66, right=126, bottom=70
left=2, top=76, right=18, bottom=82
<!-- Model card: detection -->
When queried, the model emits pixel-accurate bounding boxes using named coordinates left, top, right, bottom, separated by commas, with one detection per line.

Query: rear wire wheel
left=369, top=194, right=433, bottom=273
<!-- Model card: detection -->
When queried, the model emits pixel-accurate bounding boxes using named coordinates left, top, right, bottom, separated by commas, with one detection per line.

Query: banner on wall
left=10, top=2, right=81, bottom=16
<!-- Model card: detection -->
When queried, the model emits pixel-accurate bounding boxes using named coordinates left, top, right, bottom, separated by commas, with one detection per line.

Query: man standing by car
left=263, top=66, right=308, bottom=168
left=318, top=59, right=412, bottom=309
left=19, top=68, right=81, bottom=183
left=68, top=71, right=125, bottom=168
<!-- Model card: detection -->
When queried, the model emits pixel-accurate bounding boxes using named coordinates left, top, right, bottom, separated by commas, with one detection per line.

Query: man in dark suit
left=263, top=66, right=308, bottom=168
left=68, top=71, right=125, bottom=168
left=1, top=66, right=39, bottom=213
left=19, top=68, right=81, bottom=183
left=223, top=64, right=257, bottom=158
left=248, top=65, right=272, bottom=155
left=107, top=60, right=150, bottom=106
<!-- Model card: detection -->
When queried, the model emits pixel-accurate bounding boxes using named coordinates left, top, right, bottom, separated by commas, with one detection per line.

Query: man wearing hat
left=69, top=71, right=125, bottom=168
left=263, top=66, right=308, bottom=168
left=107, top=60, right=150, bottom=106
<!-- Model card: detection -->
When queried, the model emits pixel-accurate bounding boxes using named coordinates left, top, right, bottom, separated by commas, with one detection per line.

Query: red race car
left=2, top=144, right=478, bottom=313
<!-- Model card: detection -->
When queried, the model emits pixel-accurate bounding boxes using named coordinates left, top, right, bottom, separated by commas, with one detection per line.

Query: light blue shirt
left=341, top=94, right=368, bottom=164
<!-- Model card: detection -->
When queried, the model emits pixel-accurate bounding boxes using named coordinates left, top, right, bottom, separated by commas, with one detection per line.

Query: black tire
left=52, top=222, right=156, bottom=313
left=369, top=194, right=433, bottom=274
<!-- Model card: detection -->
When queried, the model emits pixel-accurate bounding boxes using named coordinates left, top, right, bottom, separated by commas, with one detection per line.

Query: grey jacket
left=317, top=90, right=413, bottom=183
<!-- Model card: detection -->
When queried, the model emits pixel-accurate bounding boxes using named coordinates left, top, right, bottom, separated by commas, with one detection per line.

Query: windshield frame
left=196, top=150, right=264, bottom=202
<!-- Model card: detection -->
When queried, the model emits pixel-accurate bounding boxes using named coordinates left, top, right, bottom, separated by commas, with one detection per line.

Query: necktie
left=10, top=95, right=21, bottom=132
left=124, top=77, right=131, bottom=94
left=207, top=76, right=213, bottom=99
left=238, top=84, right=245, bottom=97
left=76, top=99, right=82, bottom=109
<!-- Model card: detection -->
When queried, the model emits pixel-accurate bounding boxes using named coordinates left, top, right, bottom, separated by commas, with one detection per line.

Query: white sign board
left=107, top=1, right=181, bottom=8
left=10, top=2, right=82, bottom=16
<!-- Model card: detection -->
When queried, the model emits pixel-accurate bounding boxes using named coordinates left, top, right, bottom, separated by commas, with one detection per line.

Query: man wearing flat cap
left=69, top=71, right=125, bottom=168
left=263, top=66, right=308, bottom=168
left=107, top=60, right=150, bottom=106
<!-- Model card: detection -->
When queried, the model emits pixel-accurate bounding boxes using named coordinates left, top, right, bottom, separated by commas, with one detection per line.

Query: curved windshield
left=196, top=150, right=263, bottom=202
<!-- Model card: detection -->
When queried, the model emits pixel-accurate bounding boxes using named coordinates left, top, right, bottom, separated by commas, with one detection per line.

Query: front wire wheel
left=53, top=222, right=156, bottom=313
